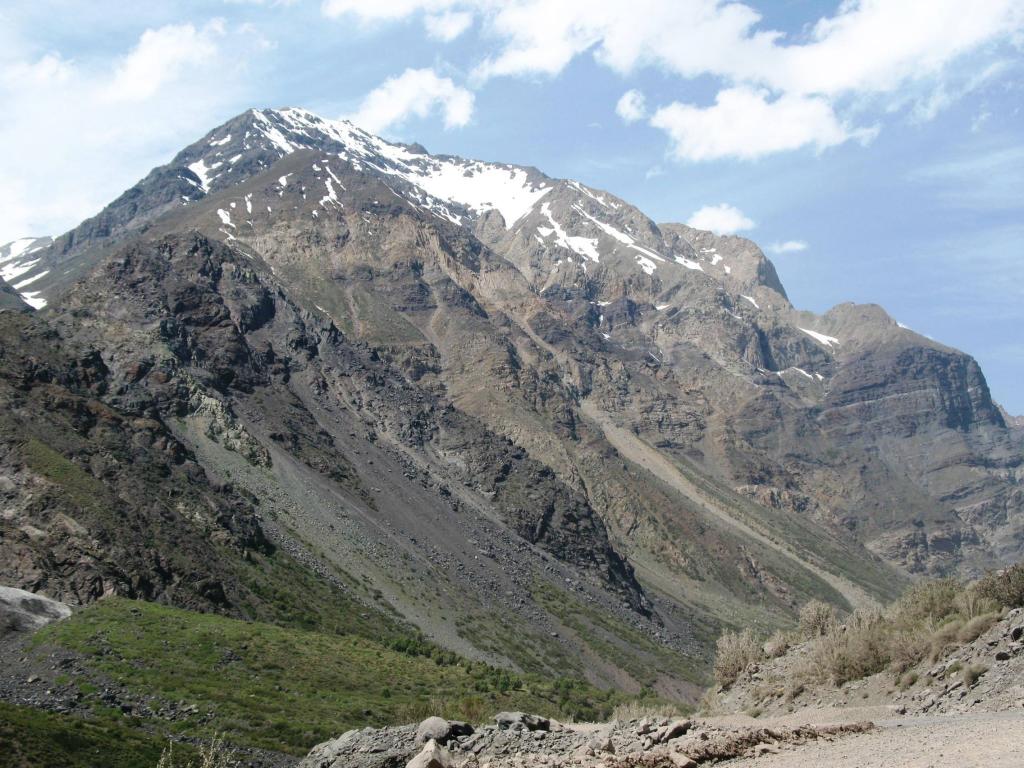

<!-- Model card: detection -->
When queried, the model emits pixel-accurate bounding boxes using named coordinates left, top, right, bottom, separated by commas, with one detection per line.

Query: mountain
left=0, top=236, right=52, bottom=309
left=2, top=107, right=1021, bottom=696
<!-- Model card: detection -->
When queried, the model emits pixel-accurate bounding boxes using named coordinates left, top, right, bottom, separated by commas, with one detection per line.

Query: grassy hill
left=15, top=597, right=652, bottom=760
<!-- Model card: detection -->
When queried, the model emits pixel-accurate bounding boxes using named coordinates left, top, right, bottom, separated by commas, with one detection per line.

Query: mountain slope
left=4, top=107, right=1021, bottom=696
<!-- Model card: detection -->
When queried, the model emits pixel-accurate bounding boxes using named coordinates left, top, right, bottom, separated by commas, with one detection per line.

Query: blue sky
left=1, top=1, right=1022, bottom=412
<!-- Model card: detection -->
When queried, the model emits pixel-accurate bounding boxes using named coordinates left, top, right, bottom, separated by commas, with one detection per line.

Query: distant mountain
left=3, top=107, right=1021, bottom=693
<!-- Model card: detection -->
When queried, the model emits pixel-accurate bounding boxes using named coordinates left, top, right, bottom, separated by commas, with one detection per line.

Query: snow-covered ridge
left=187, top=107, right=552, bottom=230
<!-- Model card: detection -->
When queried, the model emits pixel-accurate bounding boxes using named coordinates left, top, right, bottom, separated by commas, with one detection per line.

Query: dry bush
left=955, top=589, right=1000, bottom=620
left=887, top=630, right=929, bottom=676
left=957, top=613, right=999, bottom=644
left=713, top=628, right=763, bottom=688
left=962, top=663, right=988, bottom=687
left=798, top=600, right=838, bottom=640
left=763, top=629, right=791, bottom=659
left=812, top=608, right=890, bottom=685
left=975, top=563, right=1024, bottom=609
left=157, top=736, right=238, bottom=768
left=928, top=618, right=966, bottom=661
left=893, top=578, right=961, bottom=629
left=697, top=687, right=721, bottom=716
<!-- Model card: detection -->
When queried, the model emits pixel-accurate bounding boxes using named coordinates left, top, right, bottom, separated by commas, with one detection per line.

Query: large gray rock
left=0, top=586, right=72, bottom=638
left=414, top=717, right=472, bottom=746
left=405, top=740, right=450, bottom=768
left=494, top=711, right=550, bottom=732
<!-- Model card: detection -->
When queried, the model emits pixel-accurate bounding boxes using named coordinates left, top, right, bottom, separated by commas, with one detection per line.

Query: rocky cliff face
left=2, top=107, right=1020, bottom=692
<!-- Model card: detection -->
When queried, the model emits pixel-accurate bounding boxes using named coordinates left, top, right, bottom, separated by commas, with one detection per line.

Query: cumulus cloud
left=106, top=21, right=224, bottom=102
left=650, top=87, right=877, bottom=161
left=768, top=240, right=808, bottom=254
left=687, top=204, right=755, bottom=234
left=425, top=11, right=473, bottom=41
left=321, top=0, right=1024, bottom=161
left=615, top=89, right=646, bottom=123
left=349, top=67, right=474, bottom=133
left=0, top=20, right=266, bottom=243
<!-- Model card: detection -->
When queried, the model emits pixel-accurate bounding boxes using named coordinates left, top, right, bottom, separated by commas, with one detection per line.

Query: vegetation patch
left=712, top=566, right=1018, bottom=691
left=0, top=700, right=180, bottom=768
left=34, top=598, right=640, bottom=756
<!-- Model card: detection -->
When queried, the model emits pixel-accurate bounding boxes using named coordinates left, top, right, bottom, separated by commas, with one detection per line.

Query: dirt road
left=720, top=711, right=1024, bottom=767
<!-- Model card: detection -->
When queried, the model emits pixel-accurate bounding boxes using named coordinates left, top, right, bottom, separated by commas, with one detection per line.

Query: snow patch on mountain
left=799, top=328, right=840, bottom=348
left=571, top=203, right=668, bottom=273
left=538, top=202, right=599, bottom=262
left=187, top=159, right=215, bottom=193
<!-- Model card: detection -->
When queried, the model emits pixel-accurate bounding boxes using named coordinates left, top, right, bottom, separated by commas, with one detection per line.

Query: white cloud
left=0, top=21, right=266, bottom=243
left=687, top=204, right=755, bottom=234
left=425, top=10, right=473, bottom=41
left=650, top=87, right=877, bottom=161
left=324, top=0, right=1024, bottom=160
left=106, top=21, right=224, bottom=102
left=615, top=89, right=646, bottom=123
left=349, top=67, right=474, bottom=133
left=768, top=240, right=808, bottom=254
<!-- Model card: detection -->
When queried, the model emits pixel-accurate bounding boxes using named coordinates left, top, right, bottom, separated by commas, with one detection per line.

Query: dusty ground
left=718, top=710, right=1024, bottom=767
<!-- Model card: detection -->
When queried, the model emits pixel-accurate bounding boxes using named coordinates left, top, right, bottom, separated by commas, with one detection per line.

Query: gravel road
left=720, top=710, right=1024, bottom=767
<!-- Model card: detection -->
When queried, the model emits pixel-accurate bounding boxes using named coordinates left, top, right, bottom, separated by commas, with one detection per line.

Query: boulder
left=586, top=728, right=615, bottom=754
left=406, top=740, right=451, bottom=768
left=651, top=720, right=692, bottom=745
left=414, top=716, right=473, bottom=746
left=494, top=711, right=550, bottom=732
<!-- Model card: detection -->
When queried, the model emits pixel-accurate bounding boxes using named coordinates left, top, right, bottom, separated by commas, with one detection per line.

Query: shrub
left=893, top=579, right=960, bottom=628
left=975, top=563, right=1024, bottom=609
left=713, top=628, right=763, bottom=688
left=898, top=671, right=918, bottom=690
left=812, top=609, right=890, bottom=685
left=955, top=589, right=999, bottom=620
left=157, top=736, right=238, bottom=768
left=887, top=630, right=929, bottom=676
left=957, top=613, right=999, bottom=644
left=798, top=600, right=838, bottom=640
left=763, top=630, right=790, bottom=659
left=962, top=664, right=988, bottom=688
left=929, top=618, right=966, bottom=661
